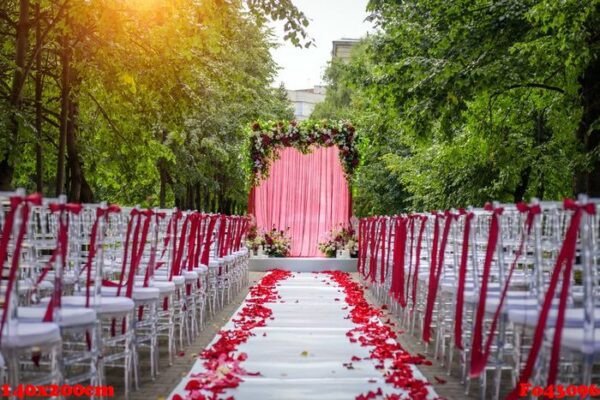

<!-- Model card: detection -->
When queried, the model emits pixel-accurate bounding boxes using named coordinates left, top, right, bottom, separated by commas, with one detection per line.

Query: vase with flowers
left=318, top=224, right=358, bottom=258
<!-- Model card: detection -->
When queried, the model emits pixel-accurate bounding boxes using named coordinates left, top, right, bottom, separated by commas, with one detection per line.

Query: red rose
left=265, top=234, right=273, bottom=245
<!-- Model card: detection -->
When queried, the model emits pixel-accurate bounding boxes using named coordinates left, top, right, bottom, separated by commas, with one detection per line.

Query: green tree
left=0, top=0, right=310, bottom=211
left=315, top=0, right=600, bottom=212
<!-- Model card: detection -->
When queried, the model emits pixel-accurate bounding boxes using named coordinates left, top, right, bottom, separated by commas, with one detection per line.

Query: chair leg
left=168, top=307, right=175, bottom=366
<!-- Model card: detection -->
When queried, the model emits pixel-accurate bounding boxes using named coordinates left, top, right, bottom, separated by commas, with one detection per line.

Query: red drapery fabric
left=248, top=146, right=352, bottom=256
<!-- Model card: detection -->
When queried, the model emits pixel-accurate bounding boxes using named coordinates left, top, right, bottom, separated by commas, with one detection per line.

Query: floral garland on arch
left=248, top=119, right=358, bottom=186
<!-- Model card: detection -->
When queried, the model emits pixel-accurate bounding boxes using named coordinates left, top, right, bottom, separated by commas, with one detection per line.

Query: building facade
left=331, top=38, right=360, bottom=62
left=286, top=86, right=326, bottom=121
left=286, top=38, right=359, bottom=120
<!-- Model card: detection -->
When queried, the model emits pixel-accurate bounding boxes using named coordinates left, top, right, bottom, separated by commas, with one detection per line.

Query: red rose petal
left=179, top=270, right=292, bottom=398
left=326, top=271, right=433, bottom=400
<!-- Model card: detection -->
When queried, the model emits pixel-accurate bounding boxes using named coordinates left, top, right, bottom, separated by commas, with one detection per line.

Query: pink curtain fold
left=249, top=146, right=351, bottom=257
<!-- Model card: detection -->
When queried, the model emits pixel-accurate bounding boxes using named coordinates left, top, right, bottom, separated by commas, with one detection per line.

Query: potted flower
left=318, top=223, right=358, bottom=258
left=264, top=227, right=292, bottom=258
left=318, top=237, right=338, bottom=258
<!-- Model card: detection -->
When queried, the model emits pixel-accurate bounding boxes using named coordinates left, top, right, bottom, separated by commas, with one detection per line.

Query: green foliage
left=313, top=0, right=600, bottom=214
left=0, top=0, right=309, bottom=211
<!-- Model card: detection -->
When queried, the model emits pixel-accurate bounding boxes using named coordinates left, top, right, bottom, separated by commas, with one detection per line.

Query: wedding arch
left=246, top=120, right=359, bottom=185
left=246, top=120, right=358, bottom=256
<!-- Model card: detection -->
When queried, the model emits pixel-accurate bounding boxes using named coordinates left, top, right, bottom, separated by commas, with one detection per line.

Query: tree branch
left=504, top=83, right=566, bottom=94
left=85, top=90, right=127, bottom=142
left=15, top=0, right=68, bottom=100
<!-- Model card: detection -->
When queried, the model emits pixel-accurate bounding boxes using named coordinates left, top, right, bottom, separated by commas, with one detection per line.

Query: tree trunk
left=158, top=129, right=168, bottom=208
left=576, top=50, right=600, bottom=196
left=0, top=0, right=30, bottom=190
left=220, top=196, right=229, bottom=214
left=194, top=183, right=203, bottom=211
left=208, top=192, right=215, bottom=213
left=80, top=174, right=94, bottom=203
left=66, top=96, right=83, bottom=201
left=202, top=190, right=209, bottom=212
left=514, top=166, right=531, bottom=203
left=34, top=1, right=44, bottom=193
left=187, top=184, right=195, bottom=210
left=56, top=22, right=70, bottom=196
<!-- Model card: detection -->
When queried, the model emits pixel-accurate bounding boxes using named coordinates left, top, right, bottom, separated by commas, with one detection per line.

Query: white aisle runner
left=169, top=272, right=436, bottom=400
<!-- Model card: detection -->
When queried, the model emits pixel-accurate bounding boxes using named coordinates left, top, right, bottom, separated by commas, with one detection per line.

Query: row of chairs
left=358, top=196, right=599, bottom=399
left=0, top=189, right=250, bottom=399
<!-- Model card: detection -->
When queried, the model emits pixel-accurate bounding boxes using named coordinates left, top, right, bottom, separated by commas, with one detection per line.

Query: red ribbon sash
left=0, top=194, right=42, bottom=345
left=390, top=217, right=407, bottom=305
left=469, top=204, right=503, bottom=375
left=507, top=200, right=594, bottom=398
left=454, top=211, right=473, bottom=350
left=411, top=216, right=427, bottom=312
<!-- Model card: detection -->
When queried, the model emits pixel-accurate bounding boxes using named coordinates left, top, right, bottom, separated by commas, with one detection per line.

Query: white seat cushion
left=194, top=265, right=208, bottom=274
left=136, top=280, right=175, bottom=295
left=546, top=328, right=600, bottom=353
left=153, top=274, right=185, bottom=286
left=44, top=272, right=77, bottom=285
left=0, top=322, right=61, bottom=349
left=183, top=271, right=198, bottom=282
left=464, top=290, right=529, bottom=305
left=18, top=306, right=96, bottom=327
left=510, top=308, right=600, bottom=328
left=42, top=295, right=134, bottom=315
left=102, top=286, right=160, bottom=301
left=37, top=281, right=54, bottom=291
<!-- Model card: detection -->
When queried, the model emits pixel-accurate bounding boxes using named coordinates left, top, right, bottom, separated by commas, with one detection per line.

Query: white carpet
left=169, top=273, right=435, bottom=400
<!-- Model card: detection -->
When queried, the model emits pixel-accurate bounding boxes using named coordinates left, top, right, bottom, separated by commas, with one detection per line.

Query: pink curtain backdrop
left=249, top=146, right=352, bottom=257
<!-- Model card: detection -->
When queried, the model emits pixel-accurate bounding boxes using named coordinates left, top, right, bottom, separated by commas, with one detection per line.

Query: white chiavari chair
left=0, top=189, right=62, bottom=397
left=359, top=195, right=600, bottom=399
left=1, top=188, right=251, bottom=398
left=21, top=196, right=99, bottom=388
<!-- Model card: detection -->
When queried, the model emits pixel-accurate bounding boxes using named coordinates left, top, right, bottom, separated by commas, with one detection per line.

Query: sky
left=269, top=0, right=373, bottom=90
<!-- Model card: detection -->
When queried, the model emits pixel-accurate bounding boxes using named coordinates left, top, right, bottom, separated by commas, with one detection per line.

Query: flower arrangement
left=245, top=223, right=292, bottom=258
left=244, top=215, right=264, bottom=253
left=248, top=119, right=359, bottom=186
left=263, top=228, right=292, bottom=257
left=245, top=229, right=265, bottom=253
left=318, top=224, right=358, bottom=258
